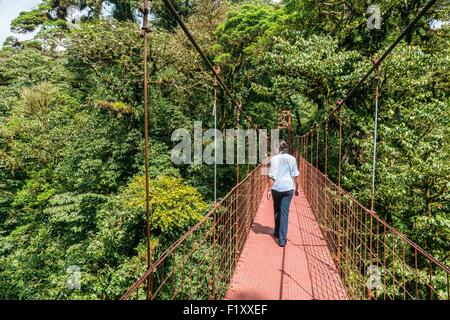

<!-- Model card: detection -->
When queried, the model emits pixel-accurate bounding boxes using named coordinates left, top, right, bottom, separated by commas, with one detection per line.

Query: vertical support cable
left=236, top=106, right=240, bottom=184
left=337, top=101, right=343, bottom=271
left=300, top=137, right=303, bottom=186
left=211, top=205, right=217, bottom=299
left=310, top=130, right=313, bottom=202
left=304, top=135, right=307, bottom=160
left=288, top=112, right=292, bottom=154
left=368, top=60, right=381, bottom=299
left=323, top=121, right=329, bottom=246
left=316, top=125, right=319, bottom=169
left=315, top=126, right=319, bottom=214
left=370, top=60, right=381, bottom=213
left=299, top=136, right=303, bottom=160
left=141, top=0, right=152, bottom=300
left=324, top=122, right=328, bottom=176
left=300, top=136, right=303, bottom=158
left=338, top=104, right=343, bottom=191
left=306, top=134, right=309, bottom=198
left=247, top=142, right=250, bottom=175
left=247, top=120, right=252, bottom=175
left=235, top=104, right=240, bottom=261
left=213, top=66, right=220, bottom=204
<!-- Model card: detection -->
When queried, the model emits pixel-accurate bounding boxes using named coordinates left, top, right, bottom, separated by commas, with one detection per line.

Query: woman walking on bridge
left=267, top=140, right=300, bottom=247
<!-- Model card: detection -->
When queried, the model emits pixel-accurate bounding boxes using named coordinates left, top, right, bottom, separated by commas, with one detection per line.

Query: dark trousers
left=271, top=189, right=294, bottom=245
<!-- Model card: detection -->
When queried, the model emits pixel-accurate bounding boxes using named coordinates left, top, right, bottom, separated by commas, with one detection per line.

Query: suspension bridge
left=121, top=0, right=449, bottom=300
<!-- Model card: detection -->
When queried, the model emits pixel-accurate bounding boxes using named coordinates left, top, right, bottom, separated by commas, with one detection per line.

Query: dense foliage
left=0, top=0, right=448, bottom=299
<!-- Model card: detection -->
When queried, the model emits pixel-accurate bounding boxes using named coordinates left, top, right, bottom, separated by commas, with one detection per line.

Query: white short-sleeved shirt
left=269, top=153, right=300, bottom=192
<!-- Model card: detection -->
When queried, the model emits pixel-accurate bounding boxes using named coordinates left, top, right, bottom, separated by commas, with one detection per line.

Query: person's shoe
left=278, top=241, right=286, bottom=247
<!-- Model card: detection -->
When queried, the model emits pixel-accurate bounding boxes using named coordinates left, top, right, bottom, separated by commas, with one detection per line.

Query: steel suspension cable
left=316, top=125, right=319, bottom=169
left=324, top=122, right=328, bottom=176
left=161, top=0, right=262, bottom=135
left=213, top=66, right=220, bottom=204
left=371, top=63, right=381, bottom=212
left=368, top=62, right=381, bottom=298
left=236, top=107, right=240, bottom=184
left=141, top=0, right=152, bottom=299
left=299, top=0, right=437, bottom=136
left=337, top=108, right=343, bottom=271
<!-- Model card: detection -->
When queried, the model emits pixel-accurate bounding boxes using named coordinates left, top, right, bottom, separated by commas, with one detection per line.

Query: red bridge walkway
left=225, top=187, right=347, bottom=300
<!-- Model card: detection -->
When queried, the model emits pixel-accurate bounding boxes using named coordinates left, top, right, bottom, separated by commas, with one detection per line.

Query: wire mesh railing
left=121, top=162, right=269, bottom=300
left=298, top=156, right=450, bottom=300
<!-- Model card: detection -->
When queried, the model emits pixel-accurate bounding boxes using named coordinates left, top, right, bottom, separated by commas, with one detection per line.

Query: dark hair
left=279, top=140, right=288, bottom=152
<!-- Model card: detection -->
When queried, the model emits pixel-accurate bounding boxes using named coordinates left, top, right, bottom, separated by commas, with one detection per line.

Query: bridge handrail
left=121, top=161, right=269, bottom=300
left=299, top=156, right=450, bottom=299
left=307, top=160, right=450, bottom=274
